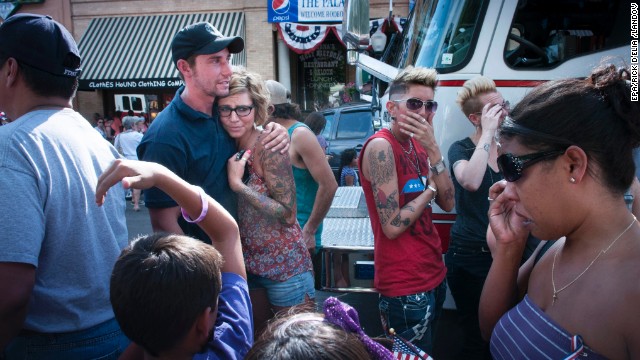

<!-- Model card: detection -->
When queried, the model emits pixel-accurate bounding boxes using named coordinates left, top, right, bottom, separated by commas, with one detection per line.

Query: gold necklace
left=551, top=215, right=637, bottom=305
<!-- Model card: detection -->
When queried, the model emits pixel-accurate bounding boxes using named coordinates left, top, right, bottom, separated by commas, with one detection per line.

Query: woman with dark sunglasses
left=479, top=64, right=640, bottom=359
left=445, top=76, right=506, bottom=360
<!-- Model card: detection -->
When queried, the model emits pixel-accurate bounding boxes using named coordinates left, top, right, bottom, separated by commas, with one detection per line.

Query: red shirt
left=359, top=129, right=446, bottom=297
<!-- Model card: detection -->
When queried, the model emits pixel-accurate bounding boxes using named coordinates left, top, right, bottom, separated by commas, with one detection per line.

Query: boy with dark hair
left=96, top=158, right=252, bottom=360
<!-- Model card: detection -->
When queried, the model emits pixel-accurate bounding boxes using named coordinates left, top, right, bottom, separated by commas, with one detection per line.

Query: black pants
left=445, top=242, right=493, bottom=360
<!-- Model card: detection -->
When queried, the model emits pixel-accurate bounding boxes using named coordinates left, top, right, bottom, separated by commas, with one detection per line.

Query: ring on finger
left=487, top=196, right=494, bottom=201
left=410, top=132, right=414, bottom=138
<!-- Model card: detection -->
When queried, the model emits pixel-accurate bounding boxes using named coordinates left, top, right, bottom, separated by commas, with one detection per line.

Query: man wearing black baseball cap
left=138, top=22, right=289, bottom=244
left=0, top=14, right=130, bottom=358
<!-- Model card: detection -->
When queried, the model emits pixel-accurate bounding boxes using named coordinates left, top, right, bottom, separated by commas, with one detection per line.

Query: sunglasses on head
left=497, top=150, right=564, bottom=182
left=393, top=98, right=438, bottom=113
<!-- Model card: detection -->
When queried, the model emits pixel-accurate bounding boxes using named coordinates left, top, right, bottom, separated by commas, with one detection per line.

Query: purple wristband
left=180, top=186, right=208, bottom=223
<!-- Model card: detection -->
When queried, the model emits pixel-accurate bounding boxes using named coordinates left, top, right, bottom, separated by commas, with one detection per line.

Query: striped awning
left=77, top=12, right=245, bottom=91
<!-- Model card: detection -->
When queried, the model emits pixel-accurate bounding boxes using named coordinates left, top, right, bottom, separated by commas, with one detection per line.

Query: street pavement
left=123, top=201, right=461, bottom=359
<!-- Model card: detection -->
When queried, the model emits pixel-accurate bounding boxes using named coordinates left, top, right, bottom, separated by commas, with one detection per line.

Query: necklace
left=389, top=128, right=421, bottom=177
left=551, top=215, right=637, bottom=305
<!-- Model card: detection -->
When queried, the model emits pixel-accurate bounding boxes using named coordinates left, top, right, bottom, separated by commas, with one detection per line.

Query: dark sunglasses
left=219, top=105, right=254, bottom=118
left=394, top=98, right=438, bottom=113
left=497, top=150, right=564, bottom=182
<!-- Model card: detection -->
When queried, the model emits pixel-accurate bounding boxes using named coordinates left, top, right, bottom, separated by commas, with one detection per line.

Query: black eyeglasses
left=497, top=150, right=564, bottom=182
left=393, top=98, right=438, bottom=113
left=219, top=105, right=254, bottom=118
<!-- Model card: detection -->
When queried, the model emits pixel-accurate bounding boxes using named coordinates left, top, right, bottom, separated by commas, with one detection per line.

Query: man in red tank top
left=358, top=66, right=455, bottom=354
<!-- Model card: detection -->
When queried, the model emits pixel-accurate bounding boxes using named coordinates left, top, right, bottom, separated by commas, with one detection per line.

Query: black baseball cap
left=0, top=13, right=82, bottom=78
left=171, top=22, right=244, bottom=66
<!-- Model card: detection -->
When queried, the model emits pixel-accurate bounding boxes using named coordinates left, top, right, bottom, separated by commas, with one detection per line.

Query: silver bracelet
left=427, top=185, right=437, bottom=207
left=476, top=143, right=490, bottom=153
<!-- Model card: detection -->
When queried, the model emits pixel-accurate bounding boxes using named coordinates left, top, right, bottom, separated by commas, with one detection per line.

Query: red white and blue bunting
left=277, top=17, right=405, bottom=55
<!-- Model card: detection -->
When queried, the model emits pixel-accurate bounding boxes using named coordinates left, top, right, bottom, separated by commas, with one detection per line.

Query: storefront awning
left=77, top=12, right=246, bottom=91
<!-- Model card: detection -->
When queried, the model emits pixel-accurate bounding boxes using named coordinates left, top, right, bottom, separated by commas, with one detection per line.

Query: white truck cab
left=321, top=0, right=631, bottom=296
left=346, top=0, right=631, bottom=248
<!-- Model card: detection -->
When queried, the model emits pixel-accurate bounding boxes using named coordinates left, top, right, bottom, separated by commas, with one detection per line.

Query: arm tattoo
left=390, top=214, right=411, bottom=227
left=260, top=148, right=296, bottom=222
left=368, top=147, right=395, bottom=184
left=373, top=187, right=398, bottom=225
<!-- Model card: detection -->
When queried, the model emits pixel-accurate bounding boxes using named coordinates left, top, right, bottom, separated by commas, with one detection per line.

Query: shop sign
left=268, top=0, right=344, bottom=23
left=80, top=79, right=184, bottom=90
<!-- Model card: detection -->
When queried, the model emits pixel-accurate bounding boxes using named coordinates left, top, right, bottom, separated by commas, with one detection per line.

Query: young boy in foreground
left=96, top=158, right=253, bottom=360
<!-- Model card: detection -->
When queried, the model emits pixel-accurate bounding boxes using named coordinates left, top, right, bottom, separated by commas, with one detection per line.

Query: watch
left=430, top=159, right=446, bottom=175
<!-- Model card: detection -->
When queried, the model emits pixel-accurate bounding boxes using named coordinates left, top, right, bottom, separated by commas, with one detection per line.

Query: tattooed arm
left=361, top=138, right=438, bottom=239
left=227, top=145, right=297, bottom=225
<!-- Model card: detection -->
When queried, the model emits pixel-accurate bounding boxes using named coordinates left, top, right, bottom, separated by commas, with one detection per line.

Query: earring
left=570, top=177, right=576, bottom=183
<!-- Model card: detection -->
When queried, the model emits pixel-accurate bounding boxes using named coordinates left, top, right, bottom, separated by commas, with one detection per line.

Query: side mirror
left=342, top=0, right=370, bottom=65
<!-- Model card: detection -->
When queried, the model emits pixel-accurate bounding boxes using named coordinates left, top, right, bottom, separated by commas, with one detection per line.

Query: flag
left=391, top=334, right=433, bottom=360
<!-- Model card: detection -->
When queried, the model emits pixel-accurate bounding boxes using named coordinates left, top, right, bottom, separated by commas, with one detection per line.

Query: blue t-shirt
left=138, top=87, right=238, bottom=243
left=340, top=166, right=359, bottom=186
left=0, top=109, right=128, bottom=332
left=194, top=273, right=253, bottom=360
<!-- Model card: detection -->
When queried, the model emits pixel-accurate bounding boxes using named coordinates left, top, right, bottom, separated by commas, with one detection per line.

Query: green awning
left=77, top=12, right=245, bottom=90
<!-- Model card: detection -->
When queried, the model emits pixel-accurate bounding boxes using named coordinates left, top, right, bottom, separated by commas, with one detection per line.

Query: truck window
left=506, top=0, right=628, bottom=69
left=393, top=0, right=488, bottom=73
left=131, top=97, right=143, bottom=111
left=122, top=97, right=131, bottom=111
left=335, top=111, right=372, bottom=140
left=322, top=113, right=334, bottom=140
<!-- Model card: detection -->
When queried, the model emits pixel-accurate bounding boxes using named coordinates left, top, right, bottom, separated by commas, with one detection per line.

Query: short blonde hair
left=224, top=69, right=271, bottom=126
left=389, top=66, right=438, bottom=99
left=456, top=76, right=497, bottom=116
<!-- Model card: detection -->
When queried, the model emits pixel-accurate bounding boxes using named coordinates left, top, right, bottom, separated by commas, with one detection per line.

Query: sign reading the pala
left=267, top=0, right=345, bottom=23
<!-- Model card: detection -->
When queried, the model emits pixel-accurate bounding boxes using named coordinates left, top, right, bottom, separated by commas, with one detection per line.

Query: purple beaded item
left=323, top=297, right=393, bottom=360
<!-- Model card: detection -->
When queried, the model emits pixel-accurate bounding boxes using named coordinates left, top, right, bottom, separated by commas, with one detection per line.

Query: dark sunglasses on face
left=497, top=150, right=565, bottom=182
left=219, top=105, right=254, bottom=118
left=394, top=98, right=438, bottom=113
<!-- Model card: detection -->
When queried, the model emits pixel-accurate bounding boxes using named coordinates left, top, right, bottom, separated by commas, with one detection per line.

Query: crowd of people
left=0, top=12, right=638, bottom=360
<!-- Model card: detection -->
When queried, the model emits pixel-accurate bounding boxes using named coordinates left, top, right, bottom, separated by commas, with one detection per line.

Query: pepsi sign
left=267, top=0, right=344, bottom=23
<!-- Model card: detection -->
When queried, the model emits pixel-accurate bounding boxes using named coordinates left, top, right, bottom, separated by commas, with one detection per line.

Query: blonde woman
left=445, top=76, right=508, bottom=360
left=219, top=70, right=314, bottom=335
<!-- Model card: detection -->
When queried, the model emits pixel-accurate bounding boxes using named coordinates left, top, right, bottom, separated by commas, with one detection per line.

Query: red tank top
left=358, top=128, right=446, bottom=297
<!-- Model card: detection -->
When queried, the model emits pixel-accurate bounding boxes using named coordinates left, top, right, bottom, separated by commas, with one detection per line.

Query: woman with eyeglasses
left=218, top=69, right=314, bottom=336
left=479, top=64, right=640, bottom=359
left=445, top=76, right=507, bottom=360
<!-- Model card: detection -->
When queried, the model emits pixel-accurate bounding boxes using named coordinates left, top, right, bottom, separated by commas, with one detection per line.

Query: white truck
left=114, top=94, right=148, bottom=116
left=321, top=0, right=631, bottom=295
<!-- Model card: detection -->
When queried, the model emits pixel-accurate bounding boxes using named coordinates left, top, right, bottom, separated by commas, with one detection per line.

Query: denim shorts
left=378, top=280, right=447, bottom=355
left=248, top=271, right=315, bottom=307
left=4, top=317, right=130, bottom=360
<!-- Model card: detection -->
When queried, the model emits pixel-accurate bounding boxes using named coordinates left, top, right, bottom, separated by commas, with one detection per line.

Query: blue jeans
left=248, top=271, right=315, bottom=307
left=445, top=242, right=493, bottom=360
left=4, top=318, right=130, bottom=360
left=378, top=280, right=446, bottom=355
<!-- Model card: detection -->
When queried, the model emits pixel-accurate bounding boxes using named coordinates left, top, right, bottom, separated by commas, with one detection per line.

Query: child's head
left=245, top=297, right=392, bottom=360
left=340, top=148, right=358, bottom=167
left=110, top=233, right=223, bottom=357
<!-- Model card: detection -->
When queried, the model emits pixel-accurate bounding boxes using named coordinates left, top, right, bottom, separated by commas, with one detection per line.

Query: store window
left=297, top=36, right=346, bottom=111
